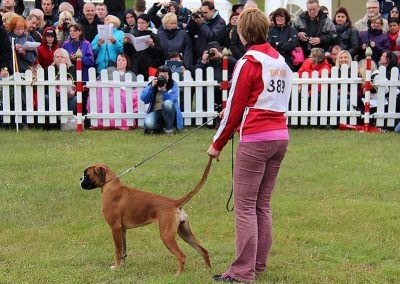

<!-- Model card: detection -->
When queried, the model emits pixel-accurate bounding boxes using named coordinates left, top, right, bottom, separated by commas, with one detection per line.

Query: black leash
left=226, top=134, right=235, bottom=212
left=113, top=116, right=219, bottom=180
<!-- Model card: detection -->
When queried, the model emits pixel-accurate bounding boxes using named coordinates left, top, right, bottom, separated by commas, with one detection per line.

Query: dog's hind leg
left=121, top=228, right=127, bottom=261
left=159, top=217, right=186, bottom=275
left=178, top=218, right=211, bottom=269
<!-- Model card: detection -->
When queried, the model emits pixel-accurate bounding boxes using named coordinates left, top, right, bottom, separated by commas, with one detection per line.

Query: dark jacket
left=193, top=55, right=236, bottom=83
left=294, top=9, right=337, bottom=57
left=103, top=0, right=125, bottom=12
left=157, top=25, right=193, bottom=69
left=334, top=23, right=359, bottom=58
left=77, top=15, right=103, bottom=43
left=267, top=24, right=298, bottom=70
left=123, top=29, right=165, bottom=80
left=358, top=29, right=391, bottom=63
left=187, top=11, right=226, bottom=63
left=229, top=26, right=245, bottom=60
left=0, top=23, right=11, bottom=71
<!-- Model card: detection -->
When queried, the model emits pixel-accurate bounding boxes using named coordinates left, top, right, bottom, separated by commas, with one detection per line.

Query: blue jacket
left=140, top=81, right=183, bottom=130
left=62, top=38, right=94, bottom=82
left=9, top=32, right=37, bottom=73
left=91, top=28, right=124, bottom=74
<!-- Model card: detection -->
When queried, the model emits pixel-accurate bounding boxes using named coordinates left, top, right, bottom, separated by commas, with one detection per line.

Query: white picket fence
left=0, top=61, right=399, bottom=130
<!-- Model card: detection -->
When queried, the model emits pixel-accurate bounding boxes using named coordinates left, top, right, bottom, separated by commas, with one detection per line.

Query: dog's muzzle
left=80, top=175, right=97, bottom=190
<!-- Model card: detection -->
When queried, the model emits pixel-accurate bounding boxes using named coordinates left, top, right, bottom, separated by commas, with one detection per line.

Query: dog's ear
left=96, top=166, right=107, bottom=185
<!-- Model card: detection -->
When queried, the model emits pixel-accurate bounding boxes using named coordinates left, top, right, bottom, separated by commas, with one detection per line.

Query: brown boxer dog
left=80, top=158, right=212, bottom=275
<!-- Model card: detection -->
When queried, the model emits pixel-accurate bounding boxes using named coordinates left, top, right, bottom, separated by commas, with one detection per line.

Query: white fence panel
left=1, top=63, right=399, bottom=130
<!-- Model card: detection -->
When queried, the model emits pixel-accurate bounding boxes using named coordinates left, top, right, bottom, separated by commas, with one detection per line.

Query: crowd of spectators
left=0, top=0, right=399, bottom=132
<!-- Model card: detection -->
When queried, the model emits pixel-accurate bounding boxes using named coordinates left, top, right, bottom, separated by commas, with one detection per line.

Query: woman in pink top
left=208, top=8, right=293, bottom=283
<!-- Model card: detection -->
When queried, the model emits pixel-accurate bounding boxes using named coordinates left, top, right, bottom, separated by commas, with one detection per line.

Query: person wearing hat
left=193, top=41, right=236, bottom=112
left=123, top=14, right=165, bottom=80
left=37, top=26, right=60, bottom=69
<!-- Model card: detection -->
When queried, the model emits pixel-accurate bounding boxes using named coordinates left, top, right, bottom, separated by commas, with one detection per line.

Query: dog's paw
left=110, top=265, right=120, bottom=270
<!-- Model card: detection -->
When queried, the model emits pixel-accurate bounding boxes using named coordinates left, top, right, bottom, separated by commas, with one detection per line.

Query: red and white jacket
left=212, top=43, right=293, bottom=151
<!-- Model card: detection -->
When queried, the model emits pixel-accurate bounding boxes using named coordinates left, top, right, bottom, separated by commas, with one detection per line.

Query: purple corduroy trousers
left=226, top=140, right=288, bottom=282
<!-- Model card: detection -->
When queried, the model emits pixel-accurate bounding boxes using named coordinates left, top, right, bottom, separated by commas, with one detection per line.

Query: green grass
left=0, top=128, right=399, bottom=283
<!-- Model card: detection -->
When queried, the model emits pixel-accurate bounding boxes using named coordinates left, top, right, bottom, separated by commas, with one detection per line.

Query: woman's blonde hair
left=52, top=48, right=73, bottom=68
left=358, top=59, right=377, bottom=83
left=59, top=11, right=75, bottom=24
left=162, top=12, right=177, bottom=26
left=310, top=47, right=326, bottom=65
left=237, top=8, right=269, bottom=45
left=335, top=50, right=352, bottom=67
left=104, top=15, right=121, bottom=29
left=2, top=12, right=18, bottom=31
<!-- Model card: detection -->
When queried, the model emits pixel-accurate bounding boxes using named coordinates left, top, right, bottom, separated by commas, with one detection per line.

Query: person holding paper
left=91, top=15, right=124, bottom=75
left=123, top=13, right=164, bottom=79
left=6, top=15, right=37, bottom=73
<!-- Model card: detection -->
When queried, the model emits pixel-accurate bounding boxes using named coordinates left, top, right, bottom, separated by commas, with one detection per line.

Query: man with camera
left=294, top=0, right=337, bottom=58
left=186, top=1, right=226, bottom=64
left=193, top=41, right=236, bottom=112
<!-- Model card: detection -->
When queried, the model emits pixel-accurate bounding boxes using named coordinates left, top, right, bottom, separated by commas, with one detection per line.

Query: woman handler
left=207, top=8, right=293, bottom=283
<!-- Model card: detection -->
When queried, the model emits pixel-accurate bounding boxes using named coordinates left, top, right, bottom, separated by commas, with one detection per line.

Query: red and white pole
left=221, top=48, right=229, bottom=110
left=75, top=47, right=83, bottom=133
left=339, top=47, right=381, bottom=132
left=363, top=47, right=372, bottom=129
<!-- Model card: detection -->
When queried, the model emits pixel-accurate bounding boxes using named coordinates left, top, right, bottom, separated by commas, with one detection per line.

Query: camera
left=160, top=7, right=168, bottom=14
left=62, top=21, right=70, bottom=31
left=157, top=75, right=166, bottom=87
left=207, top=50, right=216, bottom=57
left=305, top=36, right=311, bottom=41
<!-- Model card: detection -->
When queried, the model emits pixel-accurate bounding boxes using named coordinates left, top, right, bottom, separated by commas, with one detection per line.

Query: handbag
left=291, top=46, right=305, bottom=66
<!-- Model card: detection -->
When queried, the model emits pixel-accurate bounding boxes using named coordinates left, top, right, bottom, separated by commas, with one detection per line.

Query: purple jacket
left=62, top=39, right=95, bottom=82
left=358, top=29, right=390, bottom=63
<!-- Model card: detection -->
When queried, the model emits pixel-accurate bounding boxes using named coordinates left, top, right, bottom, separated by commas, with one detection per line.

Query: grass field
left=0, top=128, right=399, bottom=283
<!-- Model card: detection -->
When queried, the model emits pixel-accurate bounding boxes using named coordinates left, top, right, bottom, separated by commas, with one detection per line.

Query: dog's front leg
left=121, top=228, right=127, bottom=261
left=111, top=227, right=123, bottom=269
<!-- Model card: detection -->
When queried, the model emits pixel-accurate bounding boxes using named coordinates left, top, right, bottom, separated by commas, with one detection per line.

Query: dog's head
left=80, top=163, right=111, bottom=190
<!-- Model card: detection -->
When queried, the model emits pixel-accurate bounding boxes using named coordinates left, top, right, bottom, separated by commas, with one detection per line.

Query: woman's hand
left=207, top=144, right=220, bottom=162
left=109, top=36, right=116, bottom=44
left=158, top=85, right=166, bottom=92
left=146, top=38, right=154, bottom=47
left=151, top=77, right=158, bottom=87
left=67, top=90, right=75, bottom=98
left=97, top=38, right=105, bottom=48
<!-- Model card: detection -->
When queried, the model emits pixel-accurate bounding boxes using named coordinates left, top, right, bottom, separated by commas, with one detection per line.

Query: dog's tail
left=175, top=157, right=212, bottom=207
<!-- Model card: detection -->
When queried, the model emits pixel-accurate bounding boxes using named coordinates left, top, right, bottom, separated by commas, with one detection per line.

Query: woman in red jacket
left=298, top=47, right=332, bottom=77
left=208, top=8, right=293, bottom=283
left=37, top=27, right=59, bottom=69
